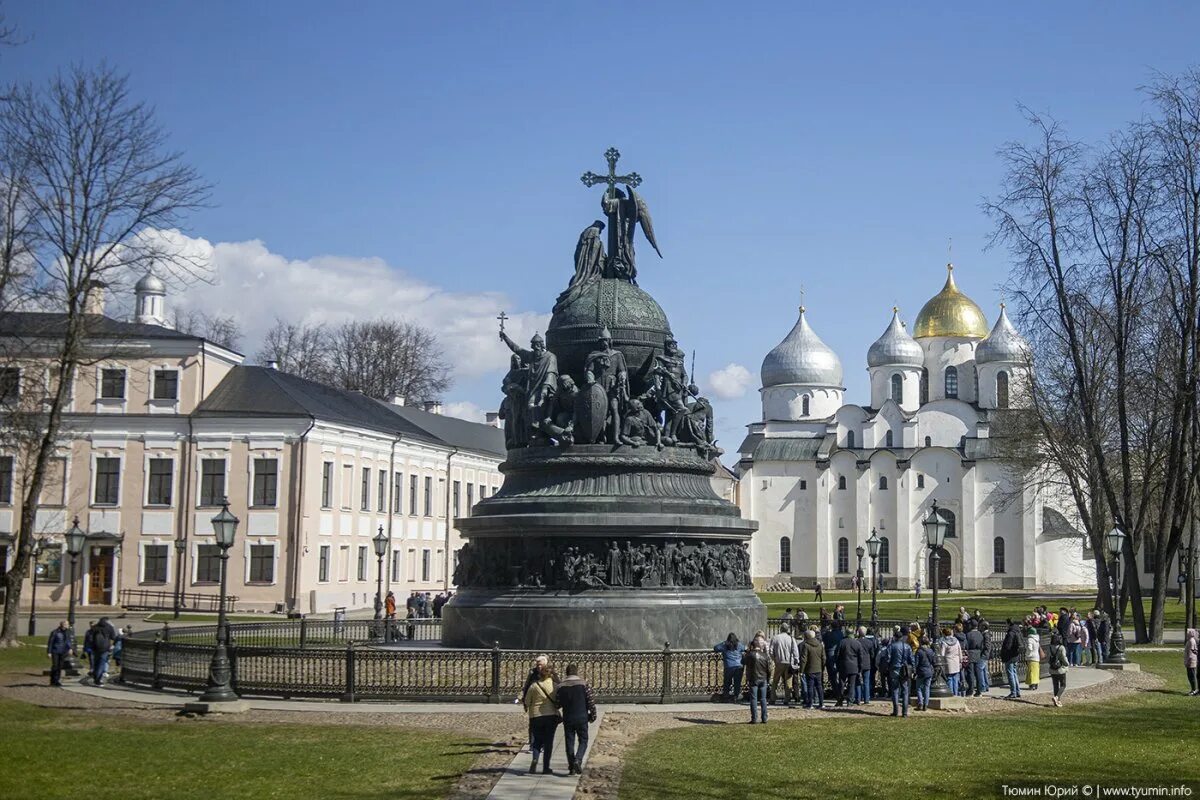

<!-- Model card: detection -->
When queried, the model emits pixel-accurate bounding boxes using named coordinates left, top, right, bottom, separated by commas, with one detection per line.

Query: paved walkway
left=486, top=714, right=602, bottom=800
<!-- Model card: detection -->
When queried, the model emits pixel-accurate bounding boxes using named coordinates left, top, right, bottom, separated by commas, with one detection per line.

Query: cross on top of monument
left=496, top=310, right=508, bottom=334
left=580, top=147, right=642, bottom=193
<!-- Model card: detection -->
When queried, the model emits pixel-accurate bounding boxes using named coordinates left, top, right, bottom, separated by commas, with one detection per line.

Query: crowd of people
left=384, top=590, right=455, bottom=619
left=44, top=616, right=130, bottom=687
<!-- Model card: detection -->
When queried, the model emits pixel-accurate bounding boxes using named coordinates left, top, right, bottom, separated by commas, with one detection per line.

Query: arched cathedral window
left=997, top=371, right=1009, bottom=408
left=945, top=366, right=958, bottom=399
left=837, top=537, right=849, bottom=573
left=838, top=475, right=847, bottom=490
left=847, top=430, right=856, bottom=448
left=779, top=536, right=792, bottom=573
left=920, top=368, right=929, bottom=405
left=878, top=476, right=888, bottom=490
left=879, top=536, right=890, bottom=574
left=993, top=537, right=1006, bottom=573
left=801, top=395, right=810, bottom=416
left=890, top=373, right=903, bottom=404
left=885, top=430, right=894, bottom=447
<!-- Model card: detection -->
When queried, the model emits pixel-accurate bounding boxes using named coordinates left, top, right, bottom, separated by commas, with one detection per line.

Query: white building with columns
left=737, top=266, right=1094, bottom=591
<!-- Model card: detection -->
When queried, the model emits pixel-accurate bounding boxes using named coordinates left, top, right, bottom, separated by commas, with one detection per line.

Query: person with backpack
left=85, top=617, right=117, bottom=686
left=1000, top=618, right=1024, bottom=700
left=884, top=628, right=915, bottom=717
left=799, top=628, right=826, bottom=709
left=1047, top=632, right=1070, bottom=707
left=742, top=639, right=772, bottom=723
left=914, top=635, right=936, bottom=711
left=1025, top=625, right=1043, bottom=690
left=555, top=663, right=597, bottom=775
left=713, top=633, right=746, bottom=702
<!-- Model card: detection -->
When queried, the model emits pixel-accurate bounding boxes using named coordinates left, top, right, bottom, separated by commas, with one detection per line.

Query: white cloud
left=707, top=362, right=753, bottom=399
left=443, top=400, right=488, bottom=423
left=143, top=229, right=549, bottom=381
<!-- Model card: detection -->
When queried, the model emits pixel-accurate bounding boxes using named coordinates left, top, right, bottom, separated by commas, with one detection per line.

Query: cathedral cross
left=496, top=311, right=508, bottom=334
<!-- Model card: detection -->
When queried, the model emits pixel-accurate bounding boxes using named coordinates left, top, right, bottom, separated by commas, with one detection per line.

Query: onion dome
left=913, top=264, right=989, bottom=339
left=135, top=270, right=165, bottom=294
left=976, top=303, right=1030, bottom=364
left=761, top=306, right=844, bottom=388
left=868, top=307, right=924, bottom=368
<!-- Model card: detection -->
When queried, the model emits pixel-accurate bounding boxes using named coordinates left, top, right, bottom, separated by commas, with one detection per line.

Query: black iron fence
left=119, top=589, right=238, bottom=612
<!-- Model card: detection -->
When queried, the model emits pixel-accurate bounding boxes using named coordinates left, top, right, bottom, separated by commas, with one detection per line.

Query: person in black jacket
left=86, top=617, right=117, bottom=686
left=742, top=640, right=772, bottom=723
left=46, top=621, right=74, bottom=687
left=834, top=631, right=865, bottom=707
left=1000, top=618, right=1024, bottom=699
left=556, top=664, right=597, bottom=775
left=823, top=620, right=845, bottom=701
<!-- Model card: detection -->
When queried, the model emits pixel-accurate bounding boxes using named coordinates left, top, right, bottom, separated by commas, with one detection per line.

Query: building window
left=321, top=462, right=333, bottom=508
left=993, top=537, right=1006, bottom=574
left=916, top=473, right=925, bottom=489
left=409, top=475, right=418, bottom=515
left=885, top=430, right=894, bottom=447
left=407, top=548, right=416, bottom=581
left=318, top=545, right=330, bottom=582
left=890, top=373, right=903, bottom=404
left=779, top=536, right=791, bottom=573
left=246, top=544, right=274, bottom=583
left=838, top=475, right=847, bottom=490
left=100, top=368, right=126, bottom=399
left=920, top=368, right=929, bottom=405
left=879, top=537, right=891, bottom=574
left=152, top=369, right=178, bottom=400
left=393, top=472, right=403, bottom=513
left=0, top=367, right=19, bottom=403
left=878, top=476, right=888, bottom=490
left=141, top=545, right=169, bottom=583
left=147, top=458, right=173, bottom=506
left=941, top=508, right=957, bottom=539
left=479, top=483, right=486, bottom=501
left=360, top=467, right=371, bottom=511
left=801, top=395, right=810, bottom=416
left=0, top=455, right=13, bottom=504
left=837, top=537, right=849, bottom=574
left=466, top=483, right=474, bottom=517
left=253, top=458, right=278, bottom=507
left=36, top=544, right=63, bottom=583
left=997, top=371, right=1010, bottom=408
left=391, top=549, right=401, bottom=582
left=378, top=470, right=387, bottom=512
left=799, top=479, right=807, bottom=490
left=847, top=430, right=856, bottom=448
left=341, top=464, right=353, bottom=509
left=94, top=457, right=120, bottom=505
left=338, top=545, right=350, bottom=581
left=453, top=480, right=461, bottom=518
left=944, top=366, right=958, bottom=399
left=421, top=548, right=431, bottom=582
left=357, top=545, right=368, bottom=581
left=1143, top=546, right=1156, bottom=574
left=924, top=436, right=932, bottom=447
left=195, top=544, right=222, bottom=583
left=200, top=459, right=226, bottom=506
left=424, top=476, right=433, bottom=517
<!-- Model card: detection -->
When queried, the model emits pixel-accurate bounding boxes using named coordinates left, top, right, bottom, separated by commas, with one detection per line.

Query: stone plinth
left=1096, top=662, right=1141, bottom=671
left=927, top=695, right=968, bottom=711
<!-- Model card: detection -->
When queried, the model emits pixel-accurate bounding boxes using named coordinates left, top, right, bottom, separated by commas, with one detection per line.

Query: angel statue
left=601, top=186, right=661, bottom=283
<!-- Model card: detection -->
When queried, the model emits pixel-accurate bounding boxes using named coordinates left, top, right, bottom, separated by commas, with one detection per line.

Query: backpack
left=1049, top=646, right=1065, bottom=671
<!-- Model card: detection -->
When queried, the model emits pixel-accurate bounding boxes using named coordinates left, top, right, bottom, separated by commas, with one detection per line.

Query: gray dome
left=867, top=308, right=923, bottom=368
left=976, top=305, right=1030, bottom=364
left=135, top=271, right=165, bottom=294
left=761, top=307, right=843, bottom=388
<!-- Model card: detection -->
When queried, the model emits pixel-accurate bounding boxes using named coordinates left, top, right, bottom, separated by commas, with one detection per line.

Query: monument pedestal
left=1096, top=662, right=1141, bottom=671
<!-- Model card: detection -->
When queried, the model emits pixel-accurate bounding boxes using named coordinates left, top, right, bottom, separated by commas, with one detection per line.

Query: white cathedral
left=737, top=266, right=1095, bottom=591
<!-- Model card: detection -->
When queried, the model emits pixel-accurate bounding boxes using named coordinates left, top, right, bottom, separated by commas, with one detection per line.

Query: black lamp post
left=373, top=525, right=388, bottom=621
left=923, top=501, right=952, bottom=697
left=1105, top=526, right=1129, bottom=664
left=199, top=499, right=239, bottom=703
left=63, top=519, right=87, bottom=674
left=27, top=537, right=43, bottom=637
left=172, top=537, right=186, bottom=619
left=866, top=529, right=881, bottom=633
left=855, top=544, right=865, bottom=628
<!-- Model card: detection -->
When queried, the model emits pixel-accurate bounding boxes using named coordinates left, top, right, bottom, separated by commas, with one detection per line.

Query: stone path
left=485, top=714, right=602, bottom=800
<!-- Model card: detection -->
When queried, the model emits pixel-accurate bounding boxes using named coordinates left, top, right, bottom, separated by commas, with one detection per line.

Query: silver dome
left=867, top=308, right=923, bottom=368
left=976, top=305, right=1030, bottom=364
left=761, top=307, right=844, bottom=388
left=135, top=270, right=165, bottom=294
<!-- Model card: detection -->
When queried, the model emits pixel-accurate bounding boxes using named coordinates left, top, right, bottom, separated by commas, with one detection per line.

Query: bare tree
left=170, top=307, right=242, bottom=351
left=254, top=317, right=329, bottom=380
left=0, top=66, right=208, bottom=646
left=324, top=319, right=451, bottom=404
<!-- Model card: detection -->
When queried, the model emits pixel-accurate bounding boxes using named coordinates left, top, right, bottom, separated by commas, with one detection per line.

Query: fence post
left=489, top=641, right=502, bottom=704
left=342, top=642, right=356, bottom=703
left=161, top=622, right=170, bottom=642
left=661, top=641, right=672, bottom=704
left=299, top=616, right=307, bottom=650
left=151, top=635, right=162, bottom=689
left=228, top=628, right=239, bottom=693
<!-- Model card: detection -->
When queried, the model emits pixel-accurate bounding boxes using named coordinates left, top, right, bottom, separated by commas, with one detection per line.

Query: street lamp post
left=866, top=529, right=881, bottom=634
left=923, top=501, right=952, bottom=697
left=199, top=499, right=239, bottom=703
left=1105, top=527, right=1129, bottom=664
left=173, top=537, right=186, bottom=619
left=27, top=537, right=43, bottom=637
left=855, top=545, right=865, bottom=628
left=63, top=519, right=88, bottom=675
left=373, top=526, right=388, bottom=621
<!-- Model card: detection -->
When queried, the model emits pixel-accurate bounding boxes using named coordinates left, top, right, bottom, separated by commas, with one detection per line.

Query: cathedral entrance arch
left=935, top=547, right=952, bottom=590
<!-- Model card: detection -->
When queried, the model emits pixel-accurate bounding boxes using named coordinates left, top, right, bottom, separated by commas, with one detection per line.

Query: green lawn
left=620, top=651, right=1198, bottom=799
left=757, top=591, right=1195, bottom=627
left=0, top=640, right=488, bottom=800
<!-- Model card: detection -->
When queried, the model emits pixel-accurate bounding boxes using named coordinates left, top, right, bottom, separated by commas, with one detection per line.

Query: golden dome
left=913, top=265, right=989, bottom=339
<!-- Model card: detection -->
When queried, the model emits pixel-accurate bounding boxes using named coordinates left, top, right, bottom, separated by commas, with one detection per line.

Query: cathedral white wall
left=869, top=367, right=921, bottom=413
left=1037, top=535, right=1097, bottom=590
left=977, top=363, right=1031, bottom=410
left=920, top=336, right=980, bottom=404
left=743, top=459, right=822, bottom=583
left=762, top=385, right=844, bottom=422
left=914, top=401, right=974, bottom=448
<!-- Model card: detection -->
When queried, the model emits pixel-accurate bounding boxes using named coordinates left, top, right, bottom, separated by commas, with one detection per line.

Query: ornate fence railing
left=118, top=589, right=238, bottom=612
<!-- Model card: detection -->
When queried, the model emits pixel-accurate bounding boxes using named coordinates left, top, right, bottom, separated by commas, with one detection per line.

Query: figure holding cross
left=580, top=147, right=662, bottom=283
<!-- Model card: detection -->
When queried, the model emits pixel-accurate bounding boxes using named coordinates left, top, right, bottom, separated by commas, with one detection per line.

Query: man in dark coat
left=556, top=663, right=597, bottom=775
left=857, top=627, right=878, bottom=704
left=46, top=620, right=73, bottom=686
left=835, top=631, right=865, bottom=707
left=86, top=617, right=117, bottom=686
left=1000, top=618, right=1024, bottom=699
left=1097, top=612, right=1111, bottom=663
left=965, top=621, right=987, bottom=696
left=822, top=621, right=845, bottom=701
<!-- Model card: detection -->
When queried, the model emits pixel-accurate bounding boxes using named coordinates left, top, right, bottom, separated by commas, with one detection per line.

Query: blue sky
left=6, top=2, right=1200, bottom=451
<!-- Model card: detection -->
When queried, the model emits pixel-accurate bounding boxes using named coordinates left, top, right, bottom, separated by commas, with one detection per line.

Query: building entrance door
left=88, top=547, right=115, bottom=605
left=936, top=547, right=952, bottom=590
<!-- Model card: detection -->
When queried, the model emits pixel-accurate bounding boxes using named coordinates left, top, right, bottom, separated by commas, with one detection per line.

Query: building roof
left=760, top=307, right=844, bottom=388
left=976, top=304, right=1030, bottom=364
left=867, top=308, right=924, bottom=368
left=0, top=311, right=198, bottom=342
left=913, top=265, right=989, bottom=339
left=197, top=366, right=505, bottom=458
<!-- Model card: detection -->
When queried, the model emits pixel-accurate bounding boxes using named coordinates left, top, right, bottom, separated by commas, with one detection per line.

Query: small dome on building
left=868, top=308, right=924, bottom=368
left=913, top=265, right=989, bottom=339
left=761, top=307, right=843, bottom=388
left=135, top=271, right=166, bottom=294
left=976, top=304, right=1030, bottom=364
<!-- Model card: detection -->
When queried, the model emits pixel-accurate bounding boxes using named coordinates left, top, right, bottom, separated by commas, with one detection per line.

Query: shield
left=574, top=381, right=609, bottom=443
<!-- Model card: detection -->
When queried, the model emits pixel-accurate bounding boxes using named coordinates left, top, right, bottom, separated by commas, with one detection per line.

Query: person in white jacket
left=768, top=624, right=801, bottom=706
left=1024, top=626, right=1042, bottom=690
